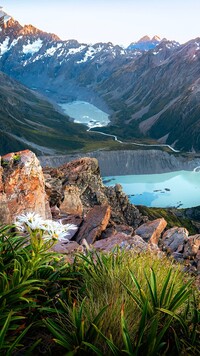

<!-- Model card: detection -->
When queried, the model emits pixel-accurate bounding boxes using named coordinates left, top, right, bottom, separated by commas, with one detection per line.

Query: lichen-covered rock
left=93, top=233, right=148, bottom=253
left=76, top=204, right=111, bottom=244
left=161, top=227, right=189, bottom=253
left=135, top=218, right=167, bottom=244
left=0, top=150, right=51, bottom=224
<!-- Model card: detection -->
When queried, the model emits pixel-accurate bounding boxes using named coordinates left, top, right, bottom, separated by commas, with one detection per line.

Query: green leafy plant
left=44, top=298, right=107, bottom=355
left=0, top=219, right=78, bottom=354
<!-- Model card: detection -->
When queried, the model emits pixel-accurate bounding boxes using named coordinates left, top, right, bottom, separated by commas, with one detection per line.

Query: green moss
left=13, top=154, right=21, bottom=163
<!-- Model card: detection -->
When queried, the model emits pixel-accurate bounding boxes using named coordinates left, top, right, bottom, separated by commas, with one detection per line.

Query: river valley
left=41, top=100, right=200, bottom=209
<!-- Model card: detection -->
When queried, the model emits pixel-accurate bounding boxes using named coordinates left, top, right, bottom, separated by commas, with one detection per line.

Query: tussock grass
left=0, top=225, right=199, bottom=355
left=76, top=251, right=197, bottom=351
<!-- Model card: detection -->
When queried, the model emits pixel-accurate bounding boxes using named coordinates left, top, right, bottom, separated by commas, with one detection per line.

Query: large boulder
left=93, top=233, right=148, bottom=253
left=135, top=218, right=167, bottom=244
left=0, top=150, right=51, bottom=224
left=76, top=204, right=111, bottom=244
left=161, top=227, right=189, bottom=253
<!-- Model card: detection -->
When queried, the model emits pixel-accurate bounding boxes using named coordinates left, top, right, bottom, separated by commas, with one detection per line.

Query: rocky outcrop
left=105, top=184, right=146, bottom=227
left=0, top=150, right=51, bottom=224
left=43, top=157, right=145, bottom=227
left=135, top=218, right=167, bottom=244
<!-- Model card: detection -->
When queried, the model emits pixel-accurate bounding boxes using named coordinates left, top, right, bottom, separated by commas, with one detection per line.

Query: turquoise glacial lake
left=103, top=170, right=200, bottom=208
left=59, top=100, right=110, bottom=128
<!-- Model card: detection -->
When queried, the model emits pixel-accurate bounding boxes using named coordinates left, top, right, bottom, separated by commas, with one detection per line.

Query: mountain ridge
left=0, top=70, right=115, bottom=156
left=0, top=8, right=200, bottom=152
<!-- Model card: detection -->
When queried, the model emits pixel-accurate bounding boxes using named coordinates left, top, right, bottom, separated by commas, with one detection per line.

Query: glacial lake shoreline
left=103, top=170, right=200, bottom=209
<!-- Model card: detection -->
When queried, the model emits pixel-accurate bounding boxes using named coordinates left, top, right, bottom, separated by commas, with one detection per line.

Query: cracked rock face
left=0, top=150, right=51, bottom=224
left=44, top=157, right=145, bottom=227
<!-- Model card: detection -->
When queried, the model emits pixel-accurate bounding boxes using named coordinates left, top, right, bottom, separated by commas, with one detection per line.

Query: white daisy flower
left=16, top=212, right=45, bottom=230
left=15, top=212, right=77, bottom=244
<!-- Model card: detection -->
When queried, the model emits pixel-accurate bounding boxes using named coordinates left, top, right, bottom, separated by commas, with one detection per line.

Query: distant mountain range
left=0, top=9, right=200, bottom=153
left=127, top=35, right=161, bottom=51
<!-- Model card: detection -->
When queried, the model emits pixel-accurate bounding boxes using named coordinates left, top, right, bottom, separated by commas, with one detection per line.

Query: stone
left=101, top=224, right=134, bottom=239
left=50, top=205, right=61, bottom=218
left=115, top=224, right=134, bottom=235
left=0, top=150, right=51, bottom=224
left=93, top=233, right=148, bottom=253
left=44, top=175, right=63, bottom=207
left=183, top=235, right=200, bottom=259
left=59, top=185, right=83, bottom=216
left=171, top=252, right=184, bottom=263
left=51, top=241, right=82, bottom=254
left=135, top=218, right=167, bottom=244
left=60, top=214, right=83, bottom=228
left=75, top=205, right=111, bottom=244
left=101, top=226, right=116, bottom=239
left=162, top=227, right=189, bottom=253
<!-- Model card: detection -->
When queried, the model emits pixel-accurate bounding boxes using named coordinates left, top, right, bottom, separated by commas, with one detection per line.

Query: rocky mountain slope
left=98, top=39, right=200, bottom=152
left=0, top=9, right=200, bottom=152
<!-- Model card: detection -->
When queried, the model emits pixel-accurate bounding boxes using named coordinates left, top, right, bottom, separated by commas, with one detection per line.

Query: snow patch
left=31, top=54, right=43, bottom=63
left=0, top=37, right=9, bottom=56
left=67, top=45, right=86, bottom=55
left=22, top=39, right=43, bottom=55
left=77, top=45, right=103, bottom=63
left=10, top=36, right=22, bottom=48
left=44, top=43, right=62, bottom=56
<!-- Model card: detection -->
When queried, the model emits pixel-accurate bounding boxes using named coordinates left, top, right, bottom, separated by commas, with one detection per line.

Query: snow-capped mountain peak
left=0, top=7, right=11, bottom=27
left=127, top=35, right=161, bottom=51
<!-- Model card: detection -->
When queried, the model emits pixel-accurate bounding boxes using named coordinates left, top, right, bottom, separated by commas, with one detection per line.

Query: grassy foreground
left=0, top=225, right=199, bottom=355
